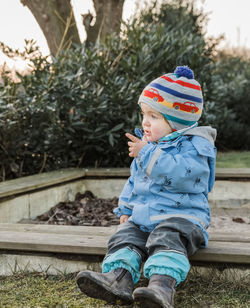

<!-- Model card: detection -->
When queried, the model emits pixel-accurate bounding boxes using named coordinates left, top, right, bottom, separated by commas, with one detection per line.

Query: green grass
left=0, top=267, right=249, bottom=307
left=216, top=151, right=250, bottom=168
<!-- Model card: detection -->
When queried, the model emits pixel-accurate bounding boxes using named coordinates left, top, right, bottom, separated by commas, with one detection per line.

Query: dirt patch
left=31, top=191, right=119, bottom=226
left=24, top=191, right=250, bottom=233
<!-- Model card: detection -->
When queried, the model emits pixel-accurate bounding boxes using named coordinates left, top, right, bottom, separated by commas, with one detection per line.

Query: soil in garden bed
left=23, top=190, right=250, bottom=232
left=30, top=190, right=120, bottom=227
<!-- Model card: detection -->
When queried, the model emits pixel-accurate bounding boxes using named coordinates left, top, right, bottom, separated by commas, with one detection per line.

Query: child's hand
left=120, top=215, right=129, bottom=224
left=126, top=133, right=147, bottom=157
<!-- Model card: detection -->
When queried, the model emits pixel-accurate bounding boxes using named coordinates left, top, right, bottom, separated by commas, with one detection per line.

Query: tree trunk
left=82, top=0, right=125, bottom=45
left=20, top=0, right=81, bottom=56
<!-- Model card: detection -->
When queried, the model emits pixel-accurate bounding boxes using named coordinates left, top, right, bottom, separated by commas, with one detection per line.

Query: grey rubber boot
left=133, top=274, right=176, bottom=308
left=76, top=268, right=133, bottom=305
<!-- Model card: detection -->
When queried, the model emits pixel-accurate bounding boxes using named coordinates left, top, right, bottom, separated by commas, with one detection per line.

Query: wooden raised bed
left=0, top=168, right=250, bottom=275
left=0, top=223, right=249, bottom=266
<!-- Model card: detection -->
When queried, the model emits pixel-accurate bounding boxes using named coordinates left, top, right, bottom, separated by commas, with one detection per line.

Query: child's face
left=141, top=103, right=172, bottom=142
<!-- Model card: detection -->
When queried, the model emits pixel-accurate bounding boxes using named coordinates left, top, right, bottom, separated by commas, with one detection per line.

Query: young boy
left=76, top=66, right=216, bottom=308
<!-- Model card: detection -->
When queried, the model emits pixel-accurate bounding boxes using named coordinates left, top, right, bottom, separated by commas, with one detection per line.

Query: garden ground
left=0, top=266, right=249, bottom=307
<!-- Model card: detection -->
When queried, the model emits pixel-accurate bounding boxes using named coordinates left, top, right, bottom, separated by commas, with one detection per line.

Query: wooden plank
left=1, top=167, right=250, bottom=200
left=84, top=168, right=250, bottom=179
left=0, top=231, right=108, bottom=255
left=84, top=168, right=130, bottom=177
left=0, top=226, right=250, bottom=264
left=0, top=169, right=85, bottom=198
left=215, top=168, right=250, bottom=179
left=0, top=224, right=249, bottom=243
left=209, top=232, right=250, bottom=243
left=0, top=223, right=117, bottom=236
left=190, top=241, right=250, bottom=264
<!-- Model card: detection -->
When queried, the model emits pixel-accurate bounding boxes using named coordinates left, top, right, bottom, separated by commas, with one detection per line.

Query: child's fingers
left=125, top=133, right=140, bottom=143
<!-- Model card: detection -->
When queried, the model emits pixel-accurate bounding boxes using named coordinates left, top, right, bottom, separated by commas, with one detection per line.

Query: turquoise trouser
left=102, top=218, right=205, bottom=285
left=102, top=247, right=190, bottom=285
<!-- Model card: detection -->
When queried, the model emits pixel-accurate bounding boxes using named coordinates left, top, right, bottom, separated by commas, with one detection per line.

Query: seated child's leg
left=103, top=221, right=149, bottom=284
left=144, top=251, right=190, bottom=285
left=77, top=221, right=149, bottom=304
left=133, top=217, right=205, bottom=307
left=144, top=217, right=205, bottom=284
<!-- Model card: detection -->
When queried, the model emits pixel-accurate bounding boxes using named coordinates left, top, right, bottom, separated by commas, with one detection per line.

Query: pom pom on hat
left=174, top=66, right=194, bottom=79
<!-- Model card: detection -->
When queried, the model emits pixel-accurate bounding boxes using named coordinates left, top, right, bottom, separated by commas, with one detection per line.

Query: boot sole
left=77, top=274, right=133, bottom=305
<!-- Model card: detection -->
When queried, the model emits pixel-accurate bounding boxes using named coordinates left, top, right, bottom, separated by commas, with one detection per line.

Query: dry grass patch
left=0, top=266, right=249, bottom=307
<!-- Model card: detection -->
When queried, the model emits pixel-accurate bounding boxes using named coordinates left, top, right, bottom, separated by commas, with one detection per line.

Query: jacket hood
left=184, top=126, right=217, bottom=145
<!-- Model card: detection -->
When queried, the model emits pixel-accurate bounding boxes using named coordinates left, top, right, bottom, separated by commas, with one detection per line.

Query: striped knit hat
left=138, top=66, right=203, bottom=133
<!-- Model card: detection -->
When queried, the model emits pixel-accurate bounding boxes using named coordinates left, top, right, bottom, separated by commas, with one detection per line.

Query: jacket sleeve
left=137, top=137, right=216, bottom=194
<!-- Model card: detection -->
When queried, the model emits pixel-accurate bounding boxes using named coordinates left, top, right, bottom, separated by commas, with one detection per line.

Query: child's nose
left=143, top=117, right=150, bottom=126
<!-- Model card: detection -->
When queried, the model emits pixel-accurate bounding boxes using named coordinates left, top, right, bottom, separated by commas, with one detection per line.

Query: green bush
left=204, top=52, right=250, bottom=150
left=1, top=0, right=243, bottom=181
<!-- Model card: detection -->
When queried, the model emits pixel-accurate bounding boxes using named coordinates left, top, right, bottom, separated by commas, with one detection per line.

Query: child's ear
left=163, top=117, right=172, bottom=128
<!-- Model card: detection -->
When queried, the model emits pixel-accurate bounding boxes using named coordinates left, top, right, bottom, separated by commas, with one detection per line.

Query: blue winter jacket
left=114, top=126, right=217, bottom=246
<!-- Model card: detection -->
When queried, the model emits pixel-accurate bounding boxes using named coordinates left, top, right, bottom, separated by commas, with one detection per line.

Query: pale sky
left=0, top=0, right=250, bottom=56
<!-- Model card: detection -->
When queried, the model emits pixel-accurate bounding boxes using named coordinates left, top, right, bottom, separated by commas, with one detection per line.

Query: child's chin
left=148, top=137, right=157, bottom=142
